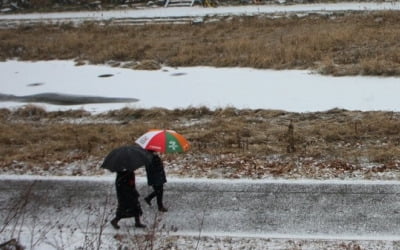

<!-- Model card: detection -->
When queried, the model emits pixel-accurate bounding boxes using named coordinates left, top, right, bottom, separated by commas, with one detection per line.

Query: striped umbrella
left=135, top=129, right=190, bottom=153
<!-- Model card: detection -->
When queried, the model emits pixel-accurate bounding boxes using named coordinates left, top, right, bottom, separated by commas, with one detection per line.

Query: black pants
left=146, top=185, right=164, bottom=208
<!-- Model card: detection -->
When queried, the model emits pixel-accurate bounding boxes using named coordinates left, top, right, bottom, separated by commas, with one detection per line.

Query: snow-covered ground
left=1, top=60, right=400, bottom=113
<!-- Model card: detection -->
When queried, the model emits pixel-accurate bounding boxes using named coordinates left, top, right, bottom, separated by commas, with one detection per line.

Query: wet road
left=1, top=3, right=400, bottom=27
left=1, top=176, right=400, bottom=240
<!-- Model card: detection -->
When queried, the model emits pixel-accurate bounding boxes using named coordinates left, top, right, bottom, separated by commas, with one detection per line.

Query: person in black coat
left=110, top=171, right=146, bottom=229
left=144, top=150, right=168, bottom=212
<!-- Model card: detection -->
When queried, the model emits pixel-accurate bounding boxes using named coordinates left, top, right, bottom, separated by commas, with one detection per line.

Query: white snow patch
left=2, top=60, right=400, bottom=113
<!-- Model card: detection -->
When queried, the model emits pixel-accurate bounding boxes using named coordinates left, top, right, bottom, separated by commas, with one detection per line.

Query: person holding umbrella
left=135, top=129, right=190, bottom=213
left=110, top=170, right=146, bottom=229
left=144, top=150, right=168, bottom=212
left=101, top=145, right=152, bottom=229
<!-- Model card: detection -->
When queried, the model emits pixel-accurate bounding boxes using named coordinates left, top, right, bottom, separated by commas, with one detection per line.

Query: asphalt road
left=1, top=2, right=400, bottom=27
left=1, top=176, right=400, bottom=242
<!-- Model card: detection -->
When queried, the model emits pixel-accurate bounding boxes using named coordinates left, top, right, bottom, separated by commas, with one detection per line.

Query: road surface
left=1, top=2, right=400, bottom=27
left=1, top=176, right=400, bottom=249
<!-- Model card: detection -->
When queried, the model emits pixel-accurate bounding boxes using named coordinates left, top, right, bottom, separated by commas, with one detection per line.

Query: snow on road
left=1, top=2, right=400, bottom=21
left=2, top=175, right=400, bottom=249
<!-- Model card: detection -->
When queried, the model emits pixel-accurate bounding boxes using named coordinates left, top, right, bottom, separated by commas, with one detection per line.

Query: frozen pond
left=1, top=60, right=400, bottom=113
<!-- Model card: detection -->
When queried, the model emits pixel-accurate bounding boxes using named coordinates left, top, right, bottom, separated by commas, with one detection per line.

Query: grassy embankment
left=1, top=107, right=400, bottom=177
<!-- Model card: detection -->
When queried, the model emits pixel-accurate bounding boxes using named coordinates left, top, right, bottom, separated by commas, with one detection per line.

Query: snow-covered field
left=2, top=60, right=400, bottom=113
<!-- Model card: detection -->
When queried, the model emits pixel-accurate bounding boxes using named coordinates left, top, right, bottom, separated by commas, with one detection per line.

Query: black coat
left=115, top=171, right=142, bottom=218
left=145, top=154, right=167, bottom=186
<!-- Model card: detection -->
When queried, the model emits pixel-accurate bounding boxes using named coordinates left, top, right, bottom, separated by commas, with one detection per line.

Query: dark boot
left=158, top=206, right=168, bottom=212
left=144, top=196, right=152, bottom=206
left=155, top=186, right=167, bottom=212
left=110, top=218, right=120, bottom=229
left=135, top=216, right=146, bottom=228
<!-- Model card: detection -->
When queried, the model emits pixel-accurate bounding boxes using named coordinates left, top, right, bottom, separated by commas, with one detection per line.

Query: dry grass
left=1, top=11, right=400, bottom=75
left=2, top=106, right=400, bottom=177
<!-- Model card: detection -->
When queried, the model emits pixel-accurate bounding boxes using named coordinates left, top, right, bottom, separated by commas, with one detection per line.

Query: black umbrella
left=101, top=145, right=152, bottom=172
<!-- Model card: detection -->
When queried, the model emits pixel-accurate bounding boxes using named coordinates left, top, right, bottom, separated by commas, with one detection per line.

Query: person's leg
left=144, top=189, right=156, bottom=206
left=110, top=216, right=120, bottom=229
left=154, top=185, right=167, bottom=212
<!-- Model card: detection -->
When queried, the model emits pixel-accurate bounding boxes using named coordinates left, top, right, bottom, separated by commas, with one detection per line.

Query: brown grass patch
left=2, top=107, right=400, bottom=177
